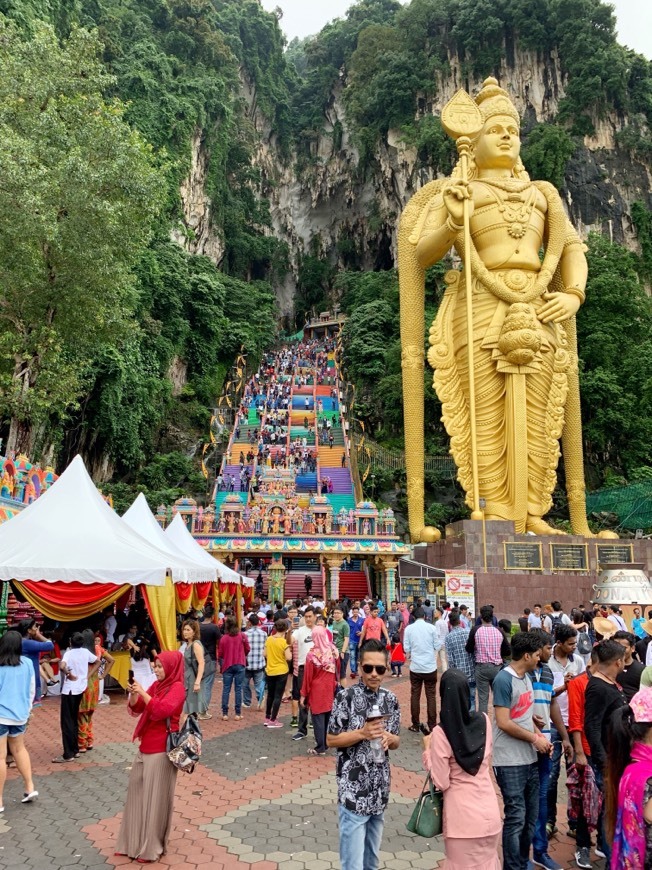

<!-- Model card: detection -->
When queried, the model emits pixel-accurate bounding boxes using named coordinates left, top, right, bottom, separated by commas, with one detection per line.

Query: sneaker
left=291, top=732, right=306, bottom=741
left=594, top=847, right=606, bottom=859
left=546, top=823, right=558, bottom=840
left=308, top=722, right=314, bottom=730
left=567, top=825, right=577, bottom=840
left=575, top=847, right=592, bottom=868
left=241, top=703, right=251, bottom=708
left=198, top=712, right=212, bottom=720
left=267, top=720, right=284, bottom=728
left=263, top=718, right=272, bottom=726
left=290, top=717, right=298, bottom=727
left=533, top=853, right=563, bottom=870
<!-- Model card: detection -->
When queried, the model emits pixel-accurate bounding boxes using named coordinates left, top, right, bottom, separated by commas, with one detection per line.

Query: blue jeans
left=468, top=681, right=477, bottom=712
left=222, top=664, right=245, bottom=715
left=200, top=658, right=216, bottom=713
left=349, top=644, right=359, bottom=675
left=589, top=760, right=610, bottom=864
left=494, top=762, right=539, bottom=870
left=533, top=752, right=551, bottom=856
left=547, top=726, right=570, bottom=828
left=338, top=804, right=384, bottom=870
left=243, top=667, right=266, bottom=706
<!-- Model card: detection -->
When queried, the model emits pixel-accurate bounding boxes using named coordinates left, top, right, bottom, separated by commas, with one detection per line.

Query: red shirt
left=567, top=670, right=591, bottom=756
left=362, top=616, right=384, bottom=641
left=130, top=682, right=186, bottom=754
left=301, top=658, right=340, bottom=714
left=218, top=632, right=250, bottom=670
left=391, top=643, right=406, bottom=664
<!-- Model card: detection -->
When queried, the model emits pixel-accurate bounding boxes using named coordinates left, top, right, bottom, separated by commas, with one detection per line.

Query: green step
left=214, top=491, right=246, bottom=510
left=326, top=494, right=356, bottom=512
left=247, top=408, right=259, bottom=424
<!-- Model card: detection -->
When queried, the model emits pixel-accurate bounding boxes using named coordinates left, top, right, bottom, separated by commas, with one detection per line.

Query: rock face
left=175, top=47, right=652, bottom=315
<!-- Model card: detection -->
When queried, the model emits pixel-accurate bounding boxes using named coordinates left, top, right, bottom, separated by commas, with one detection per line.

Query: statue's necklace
left=480, top=180, right=537, bottom=242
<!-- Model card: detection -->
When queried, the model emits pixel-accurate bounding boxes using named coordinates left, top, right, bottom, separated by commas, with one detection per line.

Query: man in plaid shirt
left=465, top=605, right=511, bottom=713
left=243, top=614, right=267, bottom=710
left=444, top=611, right=476, bottom=710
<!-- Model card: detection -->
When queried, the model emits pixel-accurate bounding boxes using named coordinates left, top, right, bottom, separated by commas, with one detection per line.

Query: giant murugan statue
left=399, top=77, right=615, bottom=542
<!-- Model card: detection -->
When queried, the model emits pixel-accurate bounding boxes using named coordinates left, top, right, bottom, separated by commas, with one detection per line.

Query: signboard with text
left=445, top=570, right=476, bottom=618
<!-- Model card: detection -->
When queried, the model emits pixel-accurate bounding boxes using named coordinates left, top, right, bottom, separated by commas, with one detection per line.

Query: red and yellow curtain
left=191, top=581, right=212, bottom=611
left=174, top=582, right=193, bottom=614
left=143, top=575, right=177, bottom=652
left=14, top=580, right=130, bottom=622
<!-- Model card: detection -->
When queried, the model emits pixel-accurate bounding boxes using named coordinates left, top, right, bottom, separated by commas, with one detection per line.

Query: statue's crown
left=475, top=76, right=520, bottom=125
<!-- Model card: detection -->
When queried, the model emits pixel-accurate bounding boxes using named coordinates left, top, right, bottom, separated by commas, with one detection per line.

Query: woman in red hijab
left=115, top=650, right=185, bottom=863
left=301, top=625, right=340, bottom=756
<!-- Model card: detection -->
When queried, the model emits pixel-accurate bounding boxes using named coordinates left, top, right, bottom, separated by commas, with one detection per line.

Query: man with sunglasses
left=327, top=639, right=401, bottom=870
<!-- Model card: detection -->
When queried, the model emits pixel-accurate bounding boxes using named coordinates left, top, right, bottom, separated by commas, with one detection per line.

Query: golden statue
left=399, top=77, right=616, bottom=542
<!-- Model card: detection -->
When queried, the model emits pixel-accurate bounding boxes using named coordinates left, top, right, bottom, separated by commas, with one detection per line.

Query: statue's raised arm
left=399, top=77, right=616, bottom=541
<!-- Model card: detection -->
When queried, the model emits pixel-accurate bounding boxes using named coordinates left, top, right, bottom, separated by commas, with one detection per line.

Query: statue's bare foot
left=596, top=529, right=619, bottom=539
left=417, top=526, right=442, bottom=543
left=526, top=516, right=567, bottom=535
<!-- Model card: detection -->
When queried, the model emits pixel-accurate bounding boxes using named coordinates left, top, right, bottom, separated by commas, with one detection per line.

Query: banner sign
left=444, top=570, right=476, bottom=618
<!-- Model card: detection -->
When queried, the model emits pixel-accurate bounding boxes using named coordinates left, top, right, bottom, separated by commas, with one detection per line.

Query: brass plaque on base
left=550, top=544, right=588, bottom=572
left=596, top=544, right=633, bottom=565
left=504, top=542, right=543, bottom=571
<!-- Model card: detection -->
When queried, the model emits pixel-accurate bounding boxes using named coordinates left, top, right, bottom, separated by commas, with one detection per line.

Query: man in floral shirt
left=327, top=639, right=401, bottom=869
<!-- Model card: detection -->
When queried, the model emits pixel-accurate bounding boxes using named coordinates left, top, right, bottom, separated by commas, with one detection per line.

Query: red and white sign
left=444, top=570, right=476, bottom=618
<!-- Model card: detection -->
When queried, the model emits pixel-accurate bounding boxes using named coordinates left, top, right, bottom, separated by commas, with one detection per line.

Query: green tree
left=0, top=21, right=163, bottom=454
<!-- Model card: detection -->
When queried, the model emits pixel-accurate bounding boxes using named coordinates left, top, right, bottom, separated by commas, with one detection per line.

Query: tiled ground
left=1, top=676, right=603, bottom=869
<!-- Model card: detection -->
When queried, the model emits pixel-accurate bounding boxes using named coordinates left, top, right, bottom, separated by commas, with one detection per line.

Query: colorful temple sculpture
left=178, top=333, right=410, bottom=603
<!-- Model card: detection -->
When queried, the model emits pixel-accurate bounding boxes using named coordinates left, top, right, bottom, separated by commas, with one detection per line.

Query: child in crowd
left=390, top=634, right=405, bottom=677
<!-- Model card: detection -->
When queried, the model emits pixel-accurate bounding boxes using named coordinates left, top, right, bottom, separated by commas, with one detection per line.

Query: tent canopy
left=165, top=513, right=252, bottom=586
left=122, top=494, right=215, bottom=583
left=0, top=455, right=184, bottom=585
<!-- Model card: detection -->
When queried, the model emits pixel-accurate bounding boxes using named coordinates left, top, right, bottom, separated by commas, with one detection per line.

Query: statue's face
left=474, top=115, right=520, bottom=171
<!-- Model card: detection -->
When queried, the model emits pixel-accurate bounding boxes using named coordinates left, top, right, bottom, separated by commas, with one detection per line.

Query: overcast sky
left=261, top=0, right=651, bottom=58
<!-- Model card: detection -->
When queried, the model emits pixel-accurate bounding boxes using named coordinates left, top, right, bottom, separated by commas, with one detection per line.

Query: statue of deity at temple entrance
left=399, top=77, right=616, bottom=542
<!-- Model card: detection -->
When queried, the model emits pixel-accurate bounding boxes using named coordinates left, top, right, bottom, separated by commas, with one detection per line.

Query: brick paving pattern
left=2, top=676, right=604, bottom=870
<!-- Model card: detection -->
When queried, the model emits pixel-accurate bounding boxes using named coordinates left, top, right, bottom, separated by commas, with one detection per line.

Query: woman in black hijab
left=422, top=669, right=501, bottom=869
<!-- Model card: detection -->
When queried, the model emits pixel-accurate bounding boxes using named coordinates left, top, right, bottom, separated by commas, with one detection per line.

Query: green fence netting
left=586, top=481, right=652, bottom=530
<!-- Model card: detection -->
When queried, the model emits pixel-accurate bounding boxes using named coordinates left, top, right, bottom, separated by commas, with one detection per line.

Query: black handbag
left=166, top=714, right=202, bottom=774
left=406, top=773, right=444, bottom=838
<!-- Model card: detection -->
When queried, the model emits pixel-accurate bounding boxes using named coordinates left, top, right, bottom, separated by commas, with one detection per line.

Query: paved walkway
left=2, top=676, right=602, bottom=870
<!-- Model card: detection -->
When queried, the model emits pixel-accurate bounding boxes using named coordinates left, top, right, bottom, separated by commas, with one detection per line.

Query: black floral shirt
left=327, top=682, right=401, bottom=816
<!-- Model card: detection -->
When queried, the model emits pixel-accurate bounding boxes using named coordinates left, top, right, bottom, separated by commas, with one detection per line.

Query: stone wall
left=413, top=520, right=652, bottom=620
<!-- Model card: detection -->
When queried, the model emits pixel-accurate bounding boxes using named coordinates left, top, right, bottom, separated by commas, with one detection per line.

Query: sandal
left=307, top=748, right=327, bottom=756
left=407, top=725, right=421, bottom=733
left=222, top=715, right=229, bottom=721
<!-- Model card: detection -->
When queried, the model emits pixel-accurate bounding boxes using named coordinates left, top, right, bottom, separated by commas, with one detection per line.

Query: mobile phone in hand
left=128, top=669, right=134, bottom=686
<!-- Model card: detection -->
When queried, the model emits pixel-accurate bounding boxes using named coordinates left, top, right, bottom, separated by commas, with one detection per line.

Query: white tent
left=165, top=512, right=251, bottom=586
left=122, top=494, right=215, bottom=583
left=0, top=455, right=178, bottom=585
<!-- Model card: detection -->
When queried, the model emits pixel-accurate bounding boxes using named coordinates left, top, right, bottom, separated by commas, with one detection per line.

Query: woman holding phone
left=116, top=651, right=185, bottom=863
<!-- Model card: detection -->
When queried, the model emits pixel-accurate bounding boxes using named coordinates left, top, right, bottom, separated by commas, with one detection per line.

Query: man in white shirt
left=607, top=605, right=627, bottom=632
left=53, top=632, right=98, bottom=763
left=546, top=624, right=584, bottom=837
left=103, top=607, right=117, bottom=646
left=404, top=607, right=442, bottom=732
left=528, top=604, right=543, bottom=629
left=291, top=607, right=315, bottom=740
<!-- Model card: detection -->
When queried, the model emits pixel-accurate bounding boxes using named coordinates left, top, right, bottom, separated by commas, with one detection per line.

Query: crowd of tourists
left=2, top=594, right=652, bottom=868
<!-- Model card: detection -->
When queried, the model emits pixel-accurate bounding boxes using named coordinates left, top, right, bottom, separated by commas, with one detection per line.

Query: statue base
left=410, top=520, right=652, bottom=620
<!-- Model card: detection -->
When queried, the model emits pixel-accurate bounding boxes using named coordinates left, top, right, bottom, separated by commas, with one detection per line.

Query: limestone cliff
left=175, top=46, right=652, bottom=316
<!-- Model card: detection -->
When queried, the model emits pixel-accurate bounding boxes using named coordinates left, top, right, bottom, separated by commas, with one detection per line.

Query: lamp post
left=371, top=473, right=376, bottom=502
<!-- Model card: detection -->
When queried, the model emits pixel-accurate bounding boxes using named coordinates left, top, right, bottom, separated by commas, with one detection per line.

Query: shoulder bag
left=166, top=713, right=202, bottom=774
left=406, top=773, right=443, bottom=838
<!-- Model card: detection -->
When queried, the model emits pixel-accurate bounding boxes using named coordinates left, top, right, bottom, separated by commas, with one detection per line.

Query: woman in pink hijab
left=301, top=625, right=340, bottom=756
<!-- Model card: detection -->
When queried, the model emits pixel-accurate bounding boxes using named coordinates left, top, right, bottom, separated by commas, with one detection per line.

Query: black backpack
left=549, top=613, right=564, bottom=638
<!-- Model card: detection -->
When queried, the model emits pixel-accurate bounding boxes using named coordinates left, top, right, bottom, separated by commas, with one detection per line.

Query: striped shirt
left=531, top=662, right=554, bottom=738
left=444, top=627, right=475, bottom=682
left=245, top=627, right=267, bottom=670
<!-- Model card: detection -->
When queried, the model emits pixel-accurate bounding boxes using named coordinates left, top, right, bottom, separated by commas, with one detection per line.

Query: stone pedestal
left=412, top=520, right=652, bottom=620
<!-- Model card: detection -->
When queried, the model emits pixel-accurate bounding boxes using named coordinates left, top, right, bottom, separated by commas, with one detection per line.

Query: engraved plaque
left=551, top=544, right=588, bottom=571
left=504, top=542, right=543, bottom=570
left=596, top=544, right=634, bottom=565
